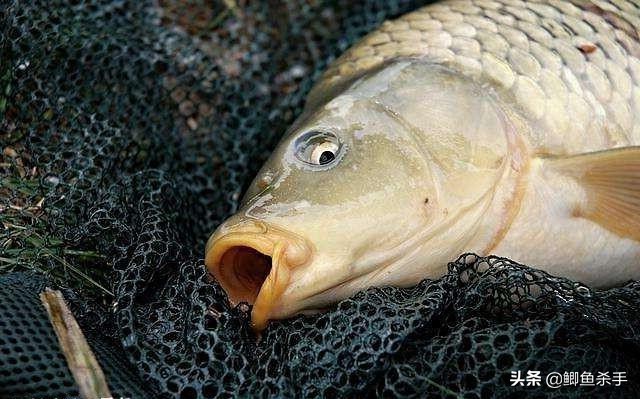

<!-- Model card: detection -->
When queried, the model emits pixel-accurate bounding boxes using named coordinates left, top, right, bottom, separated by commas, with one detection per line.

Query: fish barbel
left=206, top=0, right=640, bottom=330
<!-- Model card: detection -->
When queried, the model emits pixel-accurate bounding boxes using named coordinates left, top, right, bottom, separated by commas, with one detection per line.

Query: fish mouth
left=204, top=220, right=312, bottom=331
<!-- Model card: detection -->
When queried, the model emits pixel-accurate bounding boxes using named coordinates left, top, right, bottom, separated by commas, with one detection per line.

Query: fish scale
left=308, top=0, right=640, bottom=154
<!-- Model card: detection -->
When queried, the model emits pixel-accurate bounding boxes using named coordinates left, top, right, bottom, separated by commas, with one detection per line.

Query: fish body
left=206, top=0, right=640, bottom=330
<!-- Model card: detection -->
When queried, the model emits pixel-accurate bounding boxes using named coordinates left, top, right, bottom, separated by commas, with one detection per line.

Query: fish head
left=205, top=61, right=513, bottom=330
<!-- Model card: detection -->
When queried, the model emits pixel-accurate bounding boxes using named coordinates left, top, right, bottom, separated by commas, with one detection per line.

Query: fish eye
left=294, top=131, right=343, bottom=167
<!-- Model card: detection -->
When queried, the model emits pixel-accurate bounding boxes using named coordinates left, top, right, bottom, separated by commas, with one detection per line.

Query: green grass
left=0, top=164, right=113, bottom=297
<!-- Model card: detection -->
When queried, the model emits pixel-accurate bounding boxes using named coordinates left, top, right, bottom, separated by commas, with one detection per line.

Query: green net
left=2, top=1, right=640, bottom=398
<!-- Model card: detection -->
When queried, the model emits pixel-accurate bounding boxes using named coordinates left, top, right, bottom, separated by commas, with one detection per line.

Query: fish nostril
left=257, top=172, right=274, bottom=190
left=218, top=246, right=272, bottom=305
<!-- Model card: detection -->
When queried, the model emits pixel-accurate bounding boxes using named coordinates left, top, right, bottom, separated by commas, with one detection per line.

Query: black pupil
left=318, top=150, right=335, bottom=165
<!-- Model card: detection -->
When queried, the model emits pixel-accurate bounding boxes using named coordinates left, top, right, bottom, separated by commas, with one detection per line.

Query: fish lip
left=204, top=220, right=313, bottom=331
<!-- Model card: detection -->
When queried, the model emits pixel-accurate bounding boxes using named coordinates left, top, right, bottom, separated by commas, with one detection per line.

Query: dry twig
left=40, top=289, right=112, bottom=399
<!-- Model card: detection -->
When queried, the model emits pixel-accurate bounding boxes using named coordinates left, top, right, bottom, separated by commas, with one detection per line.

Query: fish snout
left=204, top=219, right=313, bottom=331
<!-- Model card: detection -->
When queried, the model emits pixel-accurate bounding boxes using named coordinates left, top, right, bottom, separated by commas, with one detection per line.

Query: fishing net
left=1, top=0, right=640, bottom=398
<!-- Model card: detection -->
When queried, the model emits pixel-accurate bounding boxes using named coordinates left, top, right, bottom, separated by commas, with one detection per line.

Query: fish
left=205, top=0, right=640, bottom=331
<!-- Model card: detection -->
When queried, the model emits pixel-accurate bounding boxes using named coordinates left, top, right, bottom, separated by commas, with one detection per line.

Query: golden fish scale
left=309, top=0, right=640, bottom=155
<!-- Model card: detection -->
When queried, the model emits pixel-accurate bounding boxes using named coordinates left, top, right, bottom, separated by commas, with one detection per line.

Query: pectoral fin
left=545, top=146, right=640, bottom=242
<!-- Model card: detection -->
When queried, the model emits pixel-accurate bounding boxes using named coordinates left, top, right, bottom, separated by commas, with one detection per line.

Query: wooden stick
left=40, top=288, right=112, bottom=399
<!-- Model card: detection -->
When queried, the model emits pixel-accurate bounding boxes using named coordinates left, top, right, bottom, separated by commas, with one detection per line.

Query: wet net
left=1, top=1, right=640, bottom=398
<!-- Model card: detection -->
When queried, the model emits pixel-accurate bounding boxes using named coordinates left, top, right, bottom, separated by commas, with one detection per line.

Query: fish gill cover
left=1, top=0, right=640, bottom=398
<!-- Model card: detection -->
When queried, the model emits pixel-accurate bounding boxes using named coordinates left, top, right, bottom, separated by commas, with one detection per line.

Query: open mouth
left=217, top=246, right=272, bottom=305
left=204, top=221, right=312, bottom=331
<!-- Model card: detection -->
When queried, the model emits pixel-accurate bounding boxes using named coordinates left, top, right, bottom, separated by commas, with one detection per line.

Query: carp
left=206, top=0, right=640, bottom=330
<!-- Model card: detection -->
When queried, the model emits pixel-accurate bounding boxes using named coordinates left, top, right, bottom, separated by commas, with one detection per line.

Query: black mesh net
left=1, top=1, right=640, bottom=398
